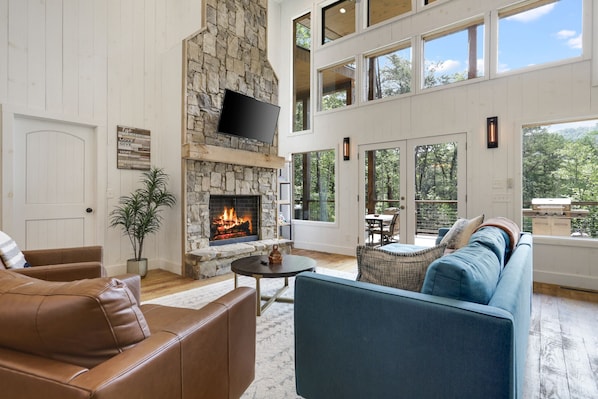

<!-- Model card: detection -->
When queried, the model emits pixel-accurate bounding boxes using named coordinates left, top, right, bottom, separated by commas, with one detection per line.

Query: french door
left=359, top=134, right=466, bottom=245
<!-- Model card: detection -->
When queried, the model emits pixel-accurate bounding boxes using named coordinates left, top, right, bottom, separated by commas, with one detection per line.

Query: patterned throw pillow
left=439, top=214, right=485, bottom=251
left=0, top=231, right=29, bottom=269
left=356, top=244, right=447, bottom=292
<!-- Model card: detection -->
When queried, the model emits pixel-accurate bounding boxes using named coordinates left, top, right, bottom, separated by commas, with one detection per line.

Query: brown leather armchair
left=0, top=270, right=256, bottom=399
left=2, top=245, right=105, bottom=281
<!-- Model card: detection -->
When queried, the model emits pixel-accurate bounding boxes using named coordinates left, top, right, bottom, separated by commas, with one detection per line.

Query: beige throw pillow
left=356, top=244, right=447, bottom=292
left=440, top=214, right=485, bottom=250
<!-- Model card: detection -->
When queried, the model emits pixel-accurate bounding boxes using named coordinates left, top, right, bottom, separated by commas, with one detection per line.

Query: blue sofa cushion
left=357, top=244, right=447, bottom=292
left=421, top=241, right=502, bottom=304
left=467, top=226, right=510, bottom=268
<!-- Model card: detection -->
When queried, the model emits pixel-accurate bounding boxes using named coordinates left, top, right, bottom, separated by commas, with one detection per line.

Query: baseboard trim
left=534, top=270, right=598, bottom=292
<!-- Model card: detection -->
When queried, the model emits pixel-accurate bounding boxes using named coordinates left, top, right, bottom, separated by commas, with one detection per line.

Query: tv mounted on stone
left=217, top=89, right=280, bottom=145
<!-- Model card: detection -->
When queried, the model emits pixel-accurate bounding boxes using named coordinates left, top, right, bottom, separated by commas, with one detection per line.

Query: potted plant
left=110, top=167, right=176, bottom=277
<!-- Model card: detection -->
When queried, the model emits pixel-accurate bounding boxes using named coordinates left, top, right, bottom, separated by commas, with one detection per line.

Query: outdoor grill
left=523, top=198, right=588, bottom=236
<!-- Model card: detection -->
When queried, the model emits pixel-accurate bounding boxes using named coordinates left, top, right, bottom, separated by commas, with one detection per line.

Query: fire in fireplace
left=209, top=195, right=260, bottom=245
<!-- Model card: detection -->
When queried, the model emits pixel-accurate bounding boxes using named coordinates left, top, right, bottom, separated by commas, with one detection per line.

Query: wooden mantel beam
left=182, top=143, right=286, bottom=169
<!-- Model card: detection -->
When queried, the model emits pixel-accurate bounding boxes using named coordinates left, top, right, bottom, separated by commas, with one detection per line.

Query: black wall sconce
left=487, top=116, right=498, bottom=148
left=343, top=137, right=350, bottom=160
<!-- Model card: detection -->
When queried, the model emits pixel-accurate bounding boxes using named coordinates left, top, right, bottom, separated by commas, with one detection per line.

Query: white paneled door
left=14, top=117, right=96, bottom=249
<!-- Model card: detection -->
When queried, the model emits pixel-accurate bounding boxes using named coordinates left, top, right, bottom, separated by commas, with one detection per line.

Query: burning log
left=211, top=207, right=253, bottom=241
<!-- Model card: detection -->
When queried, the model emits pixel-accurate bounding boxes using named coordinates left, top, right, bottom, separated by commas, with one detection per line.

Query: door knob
left=400, top=205, right=405, bottom=210
left=86, top=208, right=93, bottom=213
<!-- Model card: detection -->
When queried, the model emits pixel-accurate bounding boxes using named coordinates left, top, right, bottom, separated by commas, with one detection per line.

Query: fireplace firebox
left=209, top=195, right=260, bottom=246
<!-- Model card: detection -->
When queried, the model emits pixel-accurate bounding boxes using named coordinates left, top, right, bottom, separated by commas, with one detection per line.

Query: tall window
left=293, top=13, right=311, bottom=132
left=293, top=150, right=336, bottom=222
left=423, top=20, right=484, bottom=89
left=320, top=60, right=356, bottom=111
left=522, top=120, right=598, bottom=238
left=498, top=0, right=582, bottom=73
left=322, top=0, right=355, bottom=44
left=366, top=44, right=412, bottom=101
left=368, top=0, right=411, bottom=26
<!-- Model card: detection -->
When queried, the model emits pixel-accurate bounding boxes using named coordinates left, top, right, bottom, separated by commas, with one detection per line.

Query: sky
left=424, top=0, right=582, bottom=76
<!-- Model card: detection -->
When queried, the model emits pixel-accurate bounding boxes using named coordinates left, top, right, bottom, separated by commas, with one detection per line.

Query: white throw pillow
left=0, top=231, right=28, bottom=269
left=440, top=214, right=485, bottom=251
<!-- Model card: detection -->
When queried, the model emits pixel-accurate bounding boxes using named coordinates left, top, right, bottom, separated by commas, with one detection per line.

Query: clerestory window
left=365, top=43, right=412, bottom=101
left=498, top=0, right=582, bottom=74
left=423, top=20, right=484, bottom=89
left=322, top=0, right=355, bottom=44
left=319, top=60, right=356, bottom=111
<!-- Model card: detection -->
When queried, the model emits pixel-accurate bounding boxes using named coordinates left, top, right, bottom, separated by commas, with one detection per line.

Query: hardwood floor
left=140, top=249, right=356, bottom=301
left=140, top=249, right=598, bottom=398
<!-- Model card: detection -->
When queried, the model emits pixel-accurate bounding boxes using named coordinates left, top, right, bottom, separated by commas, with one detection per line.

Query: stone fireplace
left=181, top=0, right=290, bottom=279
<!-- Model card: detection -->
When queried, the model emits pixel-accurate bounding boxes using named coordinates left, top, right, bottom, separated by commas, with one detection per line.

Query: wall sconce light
left=343, top=137, right=350, bottom=161
left=487, top=116, right=498, bottom=148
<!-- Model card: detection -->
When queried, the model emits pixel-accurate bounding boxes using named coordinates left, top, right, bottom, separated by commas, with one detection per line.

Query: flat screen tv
left=217, top=89, right=280, bottom=144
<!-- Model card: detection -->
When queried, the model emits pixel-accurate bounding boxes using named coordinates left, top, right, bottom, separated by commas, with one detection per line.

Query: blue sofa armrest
left=294, top=273, right=517, bottom=399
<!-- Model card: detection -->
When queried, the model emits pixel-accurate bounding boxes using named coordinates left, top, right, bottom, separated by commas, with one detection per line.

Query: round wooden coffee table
left=231, top=254, right=316, bottom=316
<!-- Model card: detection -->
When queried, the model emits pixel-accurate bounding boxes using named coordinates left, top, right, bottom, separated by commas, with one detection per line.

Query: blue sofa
left=294, top=228, right=532, bottom=399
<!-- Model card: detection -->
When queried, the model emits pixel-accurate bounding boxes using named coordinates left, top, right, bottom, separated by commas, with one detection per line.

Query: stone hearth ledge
left=184, top=239, right=293, bottom=279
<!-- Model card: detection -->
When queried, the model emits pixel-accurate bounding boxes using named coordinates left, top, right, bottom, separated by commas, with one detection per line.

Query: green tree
left=522, top=127, right=566, bottom=206
left=379, top=54, right=412, bottom=96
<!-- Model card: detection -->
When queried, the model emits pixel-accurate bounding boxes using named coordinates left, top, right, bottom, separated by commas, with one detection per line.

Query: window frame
left=495, top=0, right=584, bottom=77
left=292, top=149, right=338, bottom=224
left=520, top=118, right=598, bottom=241
left=367, top=0, right=413, bottom=28
left=364, top=41, right=413, bottom=102
left=293, top=12, right=312, bottom=133
left=318, top=59, right=357, bottom=112
left=421, top=16, right=486, bottom=90
left=321, top=0, right=357, bottom=45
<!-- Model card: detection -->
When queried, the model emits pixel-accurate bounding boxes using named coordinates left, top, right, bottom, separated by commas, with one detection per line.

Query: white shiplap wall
left=273, top=0, right=598, bottom=290
left=0, top=0, right=202, bottom=275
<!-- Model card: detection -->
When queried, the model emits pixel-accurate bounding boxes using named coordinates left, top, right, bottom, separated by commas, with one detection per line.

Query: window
left=368, top=0, right=411, bottom=27
left=293, top=13, right=311, bottom=132
left=423, top=20, right=484, bottom=89
left=498, top=0, right=582, bottom=73
left=366, top=44, right=412, bottom=101
left=522, top=120, right=598, bottom=238
left=322, top=0, right=355, bottom=44
left=320, top=61, right=356, bottom=111
left=293, top=150, right=336, bottom=222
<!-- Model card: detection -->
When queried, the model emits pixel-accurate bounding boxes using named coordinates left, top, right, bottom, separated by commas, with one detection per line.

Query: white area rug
left=142, top=268, right=356, bottom=399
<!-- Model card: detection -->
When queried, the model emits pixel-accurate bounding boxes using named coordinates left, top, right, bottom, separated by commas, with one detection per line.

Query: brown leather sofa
left=1, top=245, right=105, bottom=281
left=0, top=270, right=257, bottom=399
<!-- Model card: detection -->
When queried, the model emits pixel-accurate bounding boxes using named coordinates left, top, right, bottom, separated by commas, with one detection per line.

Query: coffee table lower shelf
left=234, top=274, right=294, bottom=316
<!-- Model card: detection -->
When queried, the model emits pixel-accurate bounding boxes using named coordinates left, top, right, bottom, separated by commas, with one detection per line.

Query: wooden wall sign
left=117, top=125, right=151, bottom=170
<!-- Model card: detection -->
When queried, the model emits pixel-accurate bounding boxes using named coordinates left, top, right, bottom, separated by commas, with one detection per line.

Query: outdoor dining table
left=365, top=213, right=394, bottom=245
